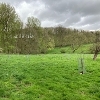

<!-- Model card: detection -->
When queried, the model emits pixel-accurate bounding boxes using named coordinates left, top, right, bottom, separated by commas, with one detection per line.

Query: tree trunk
left=80, top=58, right=84, bottom=74
left=72, top=45, right=81, bottom=53
left=93, top=53, right=98, bottom=60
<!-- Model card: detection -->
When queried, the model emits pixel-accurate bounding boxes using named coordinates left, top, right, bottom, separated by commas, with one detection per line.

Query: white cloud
left=14, top=1, right=45, bottom=23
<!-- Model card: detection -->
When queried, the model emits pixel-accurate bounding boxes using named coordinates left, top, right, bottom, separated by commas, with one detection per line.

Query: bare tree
left=93, top=31, right=100, bottom=60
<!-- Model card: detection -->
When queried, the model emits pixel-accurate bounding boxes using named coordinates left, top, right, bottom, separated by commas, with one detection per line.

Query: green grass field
left=0, top=54, right=100, bottom=100
left=47, top=44, right=93, bottom=54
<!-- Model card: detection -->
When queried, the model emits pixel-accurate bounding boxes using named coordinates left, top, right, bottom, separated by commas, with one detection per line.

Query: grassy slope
left=47, top=44, right=93, bottom=54
left=0, top=54, right=100, bottom=100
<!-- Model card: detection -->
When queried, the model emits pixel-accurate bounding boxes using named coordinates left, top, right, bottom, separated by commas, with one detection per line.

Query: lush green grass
left=47, top=44, right=93, bottom=54
left=0, top=54, right=100, bottom=100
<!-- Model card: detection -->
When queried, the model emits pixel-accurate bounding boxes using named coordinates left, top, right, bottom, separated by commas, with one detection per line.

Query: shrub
left=60, top=49, right=66, bottom=53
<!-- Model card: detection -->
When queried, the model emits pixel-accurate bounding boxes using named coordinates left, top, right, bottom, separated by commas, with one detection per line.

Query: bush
left=60, top=49, right=66, bottom=53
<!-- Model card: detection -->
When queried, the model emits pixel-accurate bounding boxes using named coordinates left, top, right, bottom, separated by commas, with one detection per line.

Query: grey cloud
left=77, top=15, right=100, bottom=26
left=42, top=0, right=100, bottom=16
left=0, top=0, right=33, bottom=4
left=0, top=0, right=100, bottom=30
left=63, top=14, right=81, bottom=26
left=0, top=0, right=20, bottom=5
left=80, top=23, right=100, bottom=30
left=40, top=0, right=100, bottom=30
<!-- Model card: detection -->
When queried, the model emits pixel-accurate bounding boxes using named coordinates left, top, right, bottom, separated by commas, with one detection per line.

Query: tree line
left=0, top=3, right=99, bottom=56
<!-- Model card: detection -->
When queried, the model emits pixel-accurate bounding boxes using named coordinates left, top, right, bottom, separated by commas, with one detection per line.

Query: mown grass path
left=0, top=54, right=100, bottom=100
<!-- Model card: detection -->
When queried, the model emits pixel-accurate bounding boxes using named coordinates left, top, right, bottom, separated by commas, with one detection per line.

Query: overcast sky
left=0, top=0, right=100, bottom=30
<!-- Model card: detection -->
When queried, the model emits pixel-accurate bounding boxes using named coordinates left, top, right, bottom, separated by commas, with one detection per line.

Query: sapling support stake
left=78, top=55, right=86, bottom=74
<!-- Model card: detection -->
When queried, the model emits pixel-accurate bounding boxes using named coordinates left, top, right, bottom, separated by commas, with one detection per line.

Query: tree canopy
left=0, top=3, right=98, bottom=56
